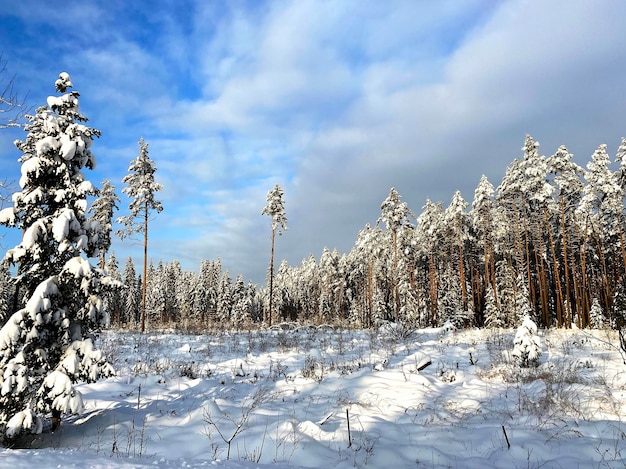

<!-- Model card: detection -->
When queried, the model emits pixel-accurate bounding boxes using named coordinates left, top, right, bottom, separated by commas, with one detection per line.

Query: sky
left=1, top=0, right=626, bottom=285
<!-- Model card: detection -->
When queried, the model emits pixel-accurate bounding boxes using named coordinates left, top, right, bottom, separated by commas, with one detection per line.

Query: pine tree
left=117, top=138, right=163, bottom=332
left=589, top=298, right=605, bottom=329
left=471, top=175, right=497, bottom=314
left=89, top=179, right=119, bottom=269
left=122, top=257, right=139, bottom=326
left=483, top=285, right=504, bottom=328
left=416, top=199, right=444, bottom=325
left=378, top=187, right=415, bottom=320
left=216, top=272, right=233, bottom=327
left=0, top=73, right=114, bottom=440
left=547, top=145, right=584, bottom=327
left=104, top=252, right=123, bottom=326
left=261, top=184, right=287, bottom=326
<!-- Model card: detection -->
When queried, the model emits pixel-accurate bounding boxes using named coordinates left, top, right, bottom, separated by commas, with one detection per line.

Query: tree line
left=69, top=134, right=626, bottom=332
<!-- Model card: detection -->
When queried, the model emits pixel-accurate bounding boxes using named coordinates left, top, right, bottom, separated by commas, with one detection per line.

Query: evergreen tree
left=216, top=272, right=233, bottom=327
left=231, top=275, right=252, bottom=328
left=578, top=144, right=623, bottom=322
left=471, top=175, right=497, bottom=314
left=511, top=315, right=542, bottom=367
left=104, top=252, right=123, bottom=326
left=415, top=199, right=444, bottom=325
left=261, top=184, right=287, bottom=326
left=483, top=285, right=504, bottom=328
left=0, top=73, right=113, bottom=440
left=89, top=179, right=119, bottom=269
left=117, top=138, right=163, bottom=332
left=547, top=145, right=584, bottom=327
left=443, top=191, right=470, bottom=314
left=122, top=257, right=139, bottom=326
left=589, top=298, right=605, bottom=329
left=378, top=187, right=415, bottom=320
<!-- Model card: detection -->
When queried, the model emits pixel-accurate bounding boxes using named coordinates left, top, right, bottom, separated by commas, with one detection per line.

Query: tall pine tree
left=117, top=138, right=163, bottom=332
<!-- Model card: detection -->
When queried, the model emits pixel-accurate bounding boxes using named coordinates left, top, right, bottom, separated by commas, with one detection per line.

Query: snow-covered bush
left=0, top=73, right=115, bottom=442
left=511, top=315, right=542, bottom=367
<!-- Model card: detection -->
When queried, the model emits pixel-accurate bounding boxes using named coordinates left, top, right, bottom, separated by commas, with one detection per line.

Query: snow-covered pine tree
left=443, top=191, right=470, bottom=314
left=0, top=72, right=114, bottom=441
left=216, top=272, right=233, bottom=328
left=495, top=260, right=516, bottom=327
left=547, top=145, right=584, bottom=327
left=577, top=144, right=623, bottom=320
left=104, top=252, right=123, bottom=326
left=261, top=184, right=287, bottom=326
left=89, top=179, right=119, bottom=269
left=116, top=137, right=163, bottom=332
left=122, top=257, right=139, bottom=326
left=378, top=187, right=415, bottom=320
left=511, top=315, right=542, bottom=367
left=231, top=275, right=252, bottom=328
left=471, top=175, right=497, bottom=314
left=176, top=269, right=197, bottom=329
left=415, top=199, right=444, bottom=325
left=483, top=285, right=504, bottom=329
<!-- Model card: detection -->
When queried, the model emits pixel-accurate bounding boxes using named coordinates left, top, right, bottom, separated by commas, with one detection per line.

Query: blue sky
left=1, top=0, right=626, bottom=285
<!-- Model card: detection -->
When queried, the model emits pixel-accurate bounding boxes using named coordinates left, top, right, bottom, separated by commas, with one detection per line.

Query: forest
left=1, top=67, right=626, bottom=466
left=4, top=134, right=623, bottom=335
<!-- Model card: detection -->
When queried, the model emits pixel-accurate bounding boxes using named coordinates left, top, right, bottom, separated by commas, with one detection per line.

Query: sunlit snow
left=1, top=326, right=625, bottom=468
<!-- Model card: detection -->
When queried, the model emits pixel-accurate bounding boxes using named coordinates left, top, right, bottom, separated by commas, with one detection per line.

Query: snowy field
left=1, top=324, right=626, bottom=468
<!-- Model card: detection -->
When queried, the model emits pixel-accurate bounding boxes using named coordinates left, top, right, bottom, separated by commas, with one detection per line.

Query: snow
left=0, top=207, right=16, bottom=226
left=59, top=133, right=77, bottom=160
left=1, top=326, right=625, bottom=468
left=34, top=135, right=60, bottom=158
left=52, top=208, right=80, bottom=242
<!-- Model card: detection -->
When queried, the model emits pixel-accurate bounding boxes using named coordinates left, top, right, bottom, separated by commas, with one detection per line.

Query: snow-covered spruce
left=511, top=315, right=542, bottom=367
left=0, top=72, right=115, bottom=442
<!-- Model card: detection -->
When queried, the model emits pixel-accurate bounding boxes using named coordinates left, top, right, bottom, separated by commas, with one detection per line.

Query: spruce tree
left=0, top=73, right=114, bottom=440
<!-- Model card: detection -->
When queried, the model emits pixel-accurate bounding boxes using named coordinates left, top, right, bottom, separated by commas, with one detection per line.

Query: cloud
left=2, top=0, right=626, bottom=286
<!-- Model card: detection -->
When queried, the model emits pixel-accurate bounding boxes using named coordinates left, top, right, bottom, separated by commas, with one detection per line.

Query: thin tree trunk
left=141, top=207, right=148, bottom=333
left=544, top=207, right=564, bottom=327
left=429, top=254, right=437, bottom=325
left=268, top=228, right=276, bottom=327
left=457, top=216, right=468, bottom=311
left=560, top=195, right=572, bottom=328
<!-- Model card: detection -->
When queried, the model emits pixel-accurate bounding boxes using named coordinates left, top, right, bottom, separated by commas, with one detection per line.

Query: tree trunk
left=141, top=207, right=148, bottom=333
left=268, top=228, right=276, bottom=327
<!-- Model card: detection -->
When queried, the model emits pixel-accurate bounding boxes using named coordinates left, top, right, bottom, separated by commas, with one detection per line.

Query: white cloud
left=3, top=0, right=626, bottom=284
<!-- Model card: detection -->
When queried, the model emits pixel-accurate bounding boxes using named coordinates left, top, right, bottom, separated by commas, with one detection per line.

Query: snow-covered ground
left=1, top=324, right=625, bottom=468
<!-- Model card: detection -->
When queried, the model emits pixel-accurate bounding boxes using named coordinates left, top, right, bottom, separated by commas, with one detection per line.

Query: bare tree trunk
left=544, top=207, right=564, bottom=327
left=560, top=196, right=572, bottom=328
left=141, top=207, right=148, bottom=333
left=428, top=254, right=437, bottom=325
left=268, top=228, right=276, bottom=327
left=457, top=216, right=468, bottom=311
